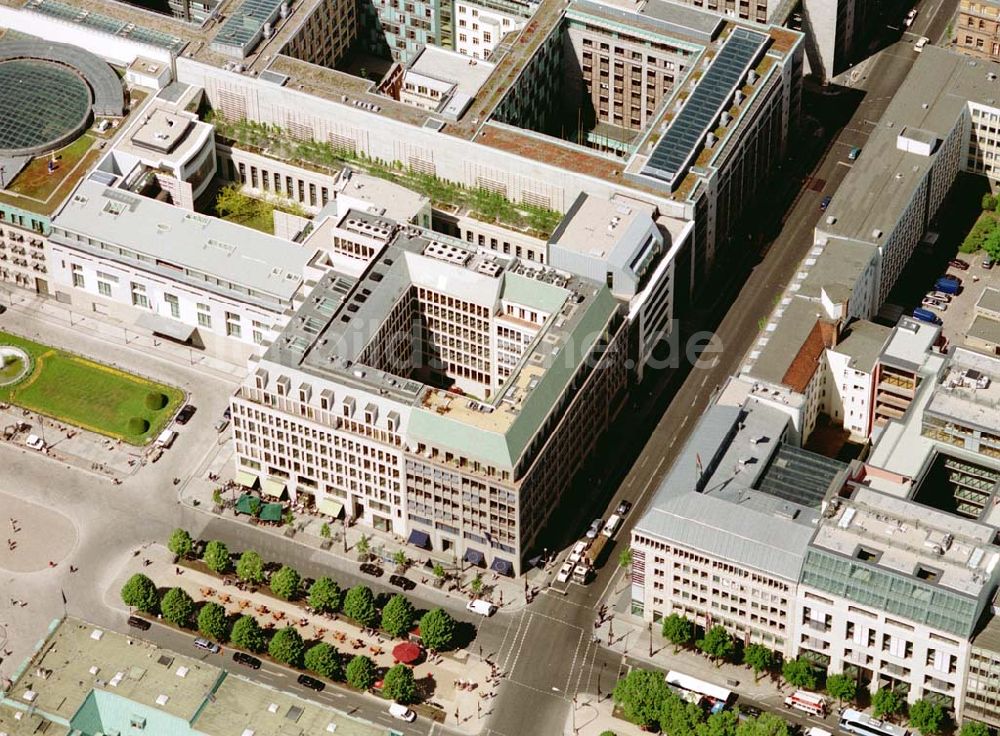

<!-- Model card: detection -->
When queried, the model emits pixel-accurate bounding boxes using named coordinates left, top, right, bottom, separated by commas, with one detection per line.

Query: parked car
left=848, top=146, right=862, bottom=161
left=922, top=297, right=947, bottom=312
left=904, top=7, right=917, bottom=26
left=939, top=273, right=961, bottom=282
left=929, top=291, right=952, bottom=302
left=214, top=418, right=230, bottom=433
left=569, top=540, right=589, bottom=564
left=739, top=706, right=762, bottom=720
left=0, top=304, right=6, bottom=315
left=948, top=258, right=970, bottom=270
left=819, top=195, right=832, bottom=210
left=175, top=404, right=197, bottom=425
left=233, top=651, right=261, bottom=669
left=912, top=307, right=942, bottom=325
left=914, top=36, right=929, bottom=52
left=389, top=703, right=417, bottom=722
left=127, top=615, right=151, bottom=631
left=193, top=638, right=220, bottom=654
left=389, top=574, right=416, bottom=591
left=466, top=599, right=497, bottom=616
left=585, top=518, right=604, bottom=540
left=985, top=257, right=995, bottom=270
left=602, top=514, right=623, bottom=538
left=359, top=562, right=384, bottom=577
left=24, top=434, right=45, bottom=451
left=297, top=674, right=325, bottom=691
left=616, top=500, right=632, bottom=516
left=556, top=562, right=575, bottom=583
left=155, top=429, right=177, bottom=449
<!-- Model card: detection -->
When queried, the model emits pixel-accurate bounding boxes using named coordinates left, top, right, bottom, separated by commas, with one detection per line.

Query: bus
left=839, top=709, right=910, bottom=736
left=665, top=671, right=733, bottom=713
left=783, top=690, right=828, bottom=717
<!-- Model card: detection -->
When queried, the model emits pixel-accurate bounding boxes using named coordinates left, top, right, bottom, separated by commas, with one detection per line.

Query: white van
left=602, top=514, right=622, bottom=538
left=155, top=429, right=177, bottom=448
left=388, top=703, right=416, bottom=722
left=466, top=599, right=497, bottom=616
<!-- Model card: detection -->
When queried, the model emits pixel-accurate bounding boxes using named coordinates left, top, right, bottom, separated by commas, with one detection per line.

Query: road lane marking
left=564, top=629, right=586, bottom=693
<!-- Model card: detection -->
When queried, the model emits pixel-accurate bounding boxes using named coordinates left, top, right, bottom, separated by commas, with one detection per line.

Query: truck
left=934, top=277, right=960, bottom=295
left=784, top=690, right=828, bottom=717
left=572, top=535, right=609, bottom=583
left=912, top=307, right=941, bottom=325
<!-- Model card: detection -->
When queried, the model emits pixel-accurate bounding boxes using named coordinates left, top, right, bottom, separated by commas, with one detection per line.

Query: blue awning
left=407, top=529, right=430, bottom=549
left=490, top=557, right=513, bottom=576
left=464, top=548, right=485, bottom=566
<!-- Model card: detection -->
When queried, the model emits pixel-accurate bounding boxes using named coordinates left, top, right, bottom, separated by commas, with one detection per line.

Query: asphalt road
left=480, top=1, right=959, bottom=730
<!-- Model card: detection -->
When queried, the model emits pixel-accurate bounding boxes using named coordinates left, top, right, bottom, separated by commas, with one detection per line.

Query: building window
left=252, top=320, right=266, bottom=345
left=131, top=282, right=149, bottom=309
left=71, top=263, right=85, bottom=288
left=98, top=279, right=112, bottom=297
left=197, top=303, right=212, bottom=328
left=165, top=293, right=180, bottom=318
left=225, top=311, right=242, bottom=338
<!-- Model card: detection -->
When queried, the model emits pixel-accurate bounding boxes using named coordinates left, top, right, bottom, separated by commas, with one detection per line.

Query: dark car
left=297, top=674, right=325, bottom=691
left=127, top=615, right=151, bottom=631
left=939, top=273, right=961, bottom=282
left=389, top=574, right=416, bottom=591
left=739, top=706, right=762, bottom=721
left=175, top=404, right=197, bottom=425
left=948, top=258, right=970, bottom=270
left=360, top=562, right=384, bottom=577
left=616, top=500, right=632, bottom=516
left=223, top=406, right=232, bottom=420
left=0, top=304, right=6, bottom=315
left=233, top=651, right=261, bottom=669
left=820, top=195, right=832, bottom=211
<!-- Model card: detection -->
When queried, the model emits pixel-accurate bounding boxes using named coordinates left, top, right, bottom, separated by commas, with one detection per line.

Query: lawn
left=0, top=331, right=184, bottom=445
left=8, top=134, right=95, bottom=201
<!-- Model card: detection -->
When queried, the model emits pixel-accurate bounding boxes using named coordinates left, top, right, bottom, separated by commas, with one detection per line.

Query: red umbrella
left=392, top=641, right=423, bottom=664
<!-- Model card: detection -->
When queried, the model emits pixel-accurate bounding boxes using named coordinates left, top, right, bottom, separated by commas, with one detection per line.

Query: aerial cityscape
left=0, top=0, right=1000, bottom=734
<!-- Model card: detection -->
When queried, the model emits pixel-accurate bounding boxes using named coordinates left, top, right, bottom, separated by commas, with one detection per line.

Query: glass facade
left=800, top=549, right=979, bottom=637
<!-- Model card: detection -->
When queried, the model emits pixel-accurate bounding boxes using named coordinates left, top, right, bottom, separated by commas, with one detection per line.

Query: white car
left=389, top=703, right=416, bottom=722
left=556, top=562, right=574, bottom=583
left=568, top=540, right=589, bottom=565
left=602, top=513, right=622, bottom=538
left=24, top=434, right=44, bottom=451
left=922, top=298, right=947, bottom=312
left=904, top=8, right=917, bottom=26
left=466, top=599, right=497, bottom=616
left=193, top=638, right=220, bottom=654
left=914, top=36, right=929, bottom=52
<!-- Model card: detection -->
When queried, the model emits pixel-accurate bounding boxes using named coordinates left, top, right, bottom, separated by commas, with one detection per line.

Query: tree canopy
left=346, top=655, right=376, bottom=690
left=308, top=577, right=342, bottom=613
left=781, top=657, right=818, bottom=690
left=825, top=673, right=858, bottom=705
left=871, top=688, right=907, bottom=721
left=304, top=642, right=342, bottom=680
left=168, top=528, right=193, bottom=558
left=382, top=663, right=417, bottom=704
left=697, top=625, right=735, bottom=663
left=661, top=613, right=694, bottom=651
left=381, top=594, right=416, bottom=638
left=270, top=565, right=301, bottom=600
left=613, top=668, right=672, bottom=729
left=419, top=607, right=457, bottom=651
left=121, top=573, right=159, bottom=613
left=236, top=550, right=265, bottom=584
left=908, top=699, right=946, bottom=734
left=161, top=587, right=196, bottom=628
left=197, top=602, right=229, bottom=642
left=203, top=540, right=231, bottom=574
left=343, top=585, right=379, bottom=628
left=268, top=626, right=305, bottom=667
left=230, top=615, right=267, bottom=653
left=743, top=644, right=774, bottom=680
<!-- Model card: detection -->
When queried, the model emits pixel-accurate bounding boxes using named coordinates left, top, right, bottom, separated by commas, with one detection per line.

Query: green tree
left=161, top=587, right=196, bottom=628
left=697, top=625, right=735, bottom=664
left=982, top=193, right=997, bottom=211
left=470, top=573, right=484, bottom=596
left=230, top=615, right=266, bottom=653
left=270, top=565, right=301, bottom=600
left=121, top=573, right=159, bottom=613
left=697, top=709, right=740, bottom=736
left=304, top=642, right=343, bottom=680
left=343, top=585, right=379, bottom=628
left=346, top=654, right=377, bottom=690
left=613, top=668, right=672, bottom=729
left=825, top=673, right=858, bottom=706
left=737, top=714, right=790, bottom=736
left=320, top=523, right=331, bottom=540
left=268, top=626, right=305, bottom=667
left=236, top=550, right=265, bottom=584
left=433, top=563, right=447, bottom=582
left=308, top=577, right=342, bottom=613
left=660, top=690, right=704, bottom=736
left=782, top=657, right=818, bottom=689
left=961, top=214, right=997, bottom=253
left=356, top=534, right=370, bottom=560
left=381, top=594, right=416, bottom=638
left=382, top=663, right=417, bottom=704
left=959, top=722, right=991, bottom=736
left=908, top=699, right=946, bottom=734
left=872, top=688, right=907, bottom=721
left=985, top=226, right=1000, bottom=261
left=599, top=732, right=617, bottom=736
left=197, top=602, right=229, bottom=642
left=393, top=550, right=408, bottom=568
left=619, top=548, right=632, bottom=570
left=661, top=613, right=694, bottom=652
left=419, top=607, right=457, bottom=652
left=168, top=528, right=194, bottom=558
left=203, top=540, right=231, bottom=574
left=744, top=644, right=774, bottom=681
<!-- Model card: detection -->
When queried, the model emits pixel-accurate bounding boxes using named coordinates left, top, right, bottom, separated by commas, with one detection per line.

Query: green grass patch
left=0, top=331, right=183, bottom=444
left=8, top=134, right=95, bottom=202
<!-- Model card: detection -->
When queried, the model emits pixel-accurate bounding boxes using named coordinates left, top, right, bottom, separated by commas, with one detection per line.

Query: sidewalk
left=179, top=455, right=547, bottom=615
left=119, top=544, right=497, bottom=734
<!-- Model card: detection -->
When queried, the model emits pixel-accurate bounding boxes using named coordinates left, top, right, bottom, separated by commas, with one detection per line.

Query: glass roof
left=0, top=60, right=91, bottom=155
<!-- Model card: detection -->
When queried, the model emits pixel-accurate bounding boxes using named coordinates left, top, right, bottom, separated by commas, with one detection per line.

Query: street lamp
left=648, top=621, right=653, bottom=657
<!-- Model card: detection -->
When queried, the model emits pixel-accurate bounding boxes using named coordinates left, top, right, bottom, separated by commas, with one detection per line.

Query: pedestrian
left=48, top=560, right=56, bottom=567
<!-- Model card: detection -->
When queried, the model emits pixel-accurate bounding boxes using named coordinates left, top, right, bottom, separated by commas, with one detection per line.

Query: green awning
left=261, top=477, right=286, bottom=498
left=235, top=470, right=259, bottom=488
left=259, top=502, right=284, bottom=522
left=234, top=493, right=258, bottom=516
left=318, top=498, right=343, bottom=518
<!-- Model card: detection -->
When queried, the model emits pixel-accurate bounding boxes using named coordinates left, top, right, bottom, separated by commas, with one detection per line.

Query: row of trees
left=614, top=667, right=793, bottom=736
left=121, top=572, right=433, bottom=703
left=166, top=529, right=458, bottom=649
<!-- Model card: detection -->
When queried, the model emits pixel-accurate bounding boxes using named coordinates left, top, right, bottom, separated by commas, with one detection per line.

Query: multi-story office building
left=232, top=229, right=627, bottom=574
left=871, top=317, right=941, bottom=432
left=0, top=618, right=393, bottom=736
left=167, top=0, right=218, bottom=24
left=955, top=0, right=1000, bottom=63
left=454, top=0, right=531, bottom=59
left=965, top=599, right=1000, bottom=729
left=631, top=402, right=846, bottom=657
left=282, top=0, right=358, bottom=69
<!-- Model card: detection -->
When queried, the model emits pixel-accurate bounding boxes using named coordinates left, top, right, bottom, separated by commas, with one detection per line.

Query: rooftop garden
left=0, top=134, right=100, bottom=217
left=211, top=183, right=308, bottom=235
left=209, top=113, right=563, bottom=238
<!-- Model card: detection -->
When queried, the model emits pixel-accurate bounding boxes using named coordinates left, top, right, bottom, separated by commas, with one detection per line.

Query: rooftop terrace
left=925, top=347, right=1000, bottom=435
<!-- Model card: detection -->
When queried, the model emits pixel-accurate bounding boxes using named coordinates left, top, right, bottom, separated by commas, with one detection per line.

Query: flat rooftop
left=407, top=45, right=496, bottom=98
left=833, top=320, right=891, bottom=371
left=796, top=237, right=876, bottom=303
left=335, top=171, right=429, bottom=223
left=635, top=403, right=822, bottom=581
left=969, top=314, right=1000, bottom=347
left=977, top=286, right=1000, bottom=314
left=925, top=346, right=1000, bottom=435
left=549, top=192, right=657, bottom=259
left=820, top=46, right=1000, bottom=245
left=747, top=297, right=825, bottom=387
left=814, top=476, right=1000, bottom=599
left=880, top=316, right=940, bottom=372
left=128, top=108, right=196, bottom=153
left=52, top=176, right=313, bottom=304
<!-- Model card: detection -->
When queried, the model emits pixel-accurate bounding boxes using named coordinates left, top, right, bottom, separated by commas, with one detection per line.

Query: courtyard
left=0, top=330, right=184, bottom=444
